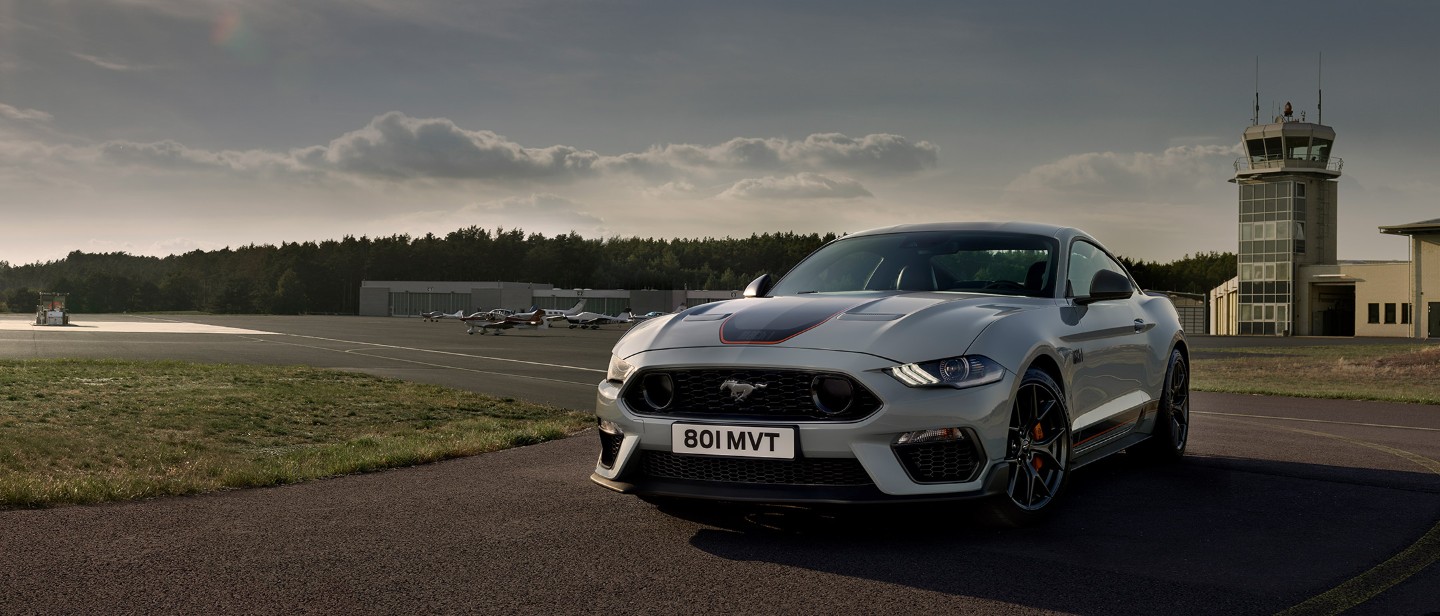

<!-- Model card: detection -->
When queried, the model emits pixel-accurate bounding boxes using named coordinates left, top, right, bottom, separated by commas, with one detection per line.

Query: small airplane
left=632, top=311, right=668, bottom=321
left=539, top=300, right=588, bottom=323
left=566, top=310, right=633, bottom=329
left=461, top=310, right=549, bottom=335
left=420, top=309, right=464, bottom=322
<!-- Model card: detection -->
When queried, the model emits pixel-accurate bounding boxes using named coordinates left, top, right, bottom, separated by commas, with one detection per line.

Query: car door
left=1061, top=240, right=1150, bottom=451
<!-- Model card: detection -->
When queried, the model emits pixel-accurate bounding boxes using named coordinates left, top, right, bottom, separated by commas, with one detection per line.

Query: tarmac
left=1, top=313, right=1438, bottom=615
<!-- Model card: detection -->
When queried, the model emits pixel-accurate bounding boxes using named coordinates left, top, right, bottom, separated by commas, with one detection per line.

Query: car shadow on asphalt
left=669, top=453, right=1440, bottom=615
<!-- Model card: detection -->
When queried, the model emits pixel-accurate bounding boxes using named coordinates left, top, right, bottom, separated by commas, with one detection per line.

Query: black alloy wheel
left=983, top=368, right=1070, bottom=526
left=1132, top=348, right=1190, bottom=462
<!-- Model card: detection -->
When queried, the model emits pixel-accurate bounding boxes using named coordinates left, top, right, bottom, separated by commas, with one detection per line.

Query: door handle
left=1133, top=319, right=1145, bottom=333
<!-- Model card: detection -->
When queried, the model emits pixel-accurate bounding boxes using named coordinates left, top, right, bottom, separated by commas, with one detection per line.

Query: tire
left=981, top=368, right=1071, bottom=527
left=1131, top=349, right=1190, bottom=462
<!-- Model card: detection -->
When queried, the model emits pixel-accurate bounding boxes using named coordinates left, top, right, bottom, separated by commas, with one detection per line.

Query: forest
left=0, top=227, right=1234, bottom=314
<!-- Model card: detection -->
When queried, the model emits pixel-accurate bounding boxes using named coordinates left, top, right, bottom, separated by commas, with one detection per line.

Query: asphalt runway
left=2, top=314, right=1438, bottom=615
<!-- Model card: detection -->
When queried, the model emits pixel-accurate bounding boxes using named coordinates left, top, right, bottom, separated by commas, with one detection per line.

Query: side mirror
left=743, top=274, right=774, bottom=298
left=1074, top=269, right=1133, bottom=305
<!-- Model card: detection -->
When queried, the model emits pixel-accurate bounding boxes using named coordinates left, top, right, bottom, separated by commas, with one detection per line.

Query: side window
left=1067, top=241, right=1132, bottom=297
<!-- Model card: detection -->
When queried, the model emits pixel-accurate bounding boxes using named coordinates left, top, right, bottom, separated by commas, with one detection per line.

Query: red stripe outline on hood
left=717, top=297, right=868, bottom=345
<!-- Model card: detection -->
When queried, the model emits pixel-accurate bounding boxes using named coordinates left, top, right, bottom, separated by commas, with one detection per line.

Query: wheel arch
left=1025, top=352, right=1065, bottom=395
left=1171, top=335, right=1190, bottom=365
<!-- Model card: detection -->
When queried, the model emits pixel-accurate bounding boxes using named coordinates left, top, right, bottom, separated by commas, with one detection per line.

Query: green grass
left=0, top=359, right=590, bottom=509
left=1192, top=344, right=1440, bottom=404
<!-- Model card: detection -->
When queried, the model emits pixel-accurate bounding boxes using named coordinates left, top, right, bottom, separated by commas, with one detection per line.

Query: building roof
left=1379, top=218, right=1440, bottom=235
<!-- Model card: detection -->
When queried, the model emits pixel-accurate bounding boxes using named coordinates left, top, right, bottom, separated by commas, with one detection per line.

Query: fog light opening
left=641, top=373, right=675, bottom=410
left=598, top=418, right=623, bottom=435
left=811, top=376, right=855, bottom=416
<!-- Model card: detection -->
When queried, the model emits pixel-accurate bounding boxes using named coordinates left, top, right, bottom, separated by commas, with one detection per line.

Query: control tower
left=1228, top=102, right=1343, bottom=335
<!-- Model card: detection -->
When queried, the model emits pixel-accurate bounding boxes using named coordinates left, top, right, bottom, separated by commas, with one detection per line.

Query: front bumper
left=590, top=346, right=1017, bottom=504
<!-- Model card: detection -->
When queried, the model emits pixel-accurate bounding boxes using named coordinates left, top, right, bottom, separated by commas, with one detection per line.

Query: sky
left=2, top=1, right=1437, bottom=267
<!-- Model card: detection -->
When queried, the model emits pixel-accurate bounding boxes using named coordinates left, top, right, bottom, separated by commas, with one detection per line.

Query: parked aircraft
left=421, top=309, right=464, bottom=322
left=566, top=310, right=633, bottom=329
left=539, top=300, right=587, bottom=322
left=462, top=311, right=549, bottom=335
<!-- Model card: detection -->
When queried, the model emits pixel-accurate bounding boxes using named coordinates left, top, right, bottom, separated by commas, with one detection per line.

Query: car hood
left=614, top=292, right=1048, bottom=364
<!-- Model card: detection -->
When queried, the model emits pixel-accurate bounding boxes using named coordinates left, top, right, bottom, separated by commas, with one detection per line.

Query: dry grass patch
left=1192, top=343, right=1440, bottom=404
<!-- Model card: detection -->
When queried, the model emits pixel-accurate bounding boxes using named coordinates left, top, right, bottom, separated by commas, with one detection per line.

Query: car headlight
left=886, top=355, right=1004, bottom=389
left=606, top=354, right=636, bottom=383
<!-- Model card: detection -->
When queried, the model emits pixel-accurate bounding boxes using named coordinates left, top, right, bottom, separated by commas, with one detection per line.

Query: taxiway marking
left=1195, top=410, right=1440, bottom=432
left=1206, top=415, right=1440, bottom=615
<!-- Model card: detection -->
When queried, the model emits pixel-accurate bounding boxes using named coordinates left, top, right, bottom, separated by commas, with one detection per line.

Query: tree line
left=1118, top=251, right=1236, bottom=296
left=0, top=227, right=1234, bottom=314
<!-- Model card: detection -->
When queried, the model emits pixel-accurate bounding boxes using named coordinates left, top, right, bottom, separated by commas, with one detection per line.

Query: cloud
left=2, top=110, right=935, bottom=203
left=640, top=180, right=709, bottom=200
left=0, top=103, right=52, bottom=123
left=91, top=139, right=315, bottom=180
left=468, top=193, right=604, bottom=226
left=718, top=172, right=872, bottom=200
left=310, top=112, right=601, bottom=180
left=602, top=133, right=938, bottom=179
left=786, top=133, right=939, bottom=175
left=1004, top=144, right=1240, bottom=203
left=71, top=53, right=155, bottom=72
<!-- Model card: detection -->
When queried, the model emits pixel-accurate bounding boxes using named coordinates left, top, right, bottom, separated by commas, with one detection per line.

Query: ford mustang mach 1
left=591, top=222, right=1189, bottom=525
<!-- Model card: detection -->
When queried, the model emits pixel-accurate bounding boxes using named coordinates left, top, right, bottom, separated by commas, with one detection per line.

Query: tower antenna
left=1317, top=52, right=1323, bottom=125
left=1253, top=57, right=1261, bottom=126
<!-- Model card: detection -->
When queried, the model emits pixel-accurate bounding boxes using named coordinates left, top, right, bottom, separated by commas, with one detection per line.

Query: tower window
left=1368, top=303, right=1380, bottom=324
left=1385, top=303, right=1397, bottom=324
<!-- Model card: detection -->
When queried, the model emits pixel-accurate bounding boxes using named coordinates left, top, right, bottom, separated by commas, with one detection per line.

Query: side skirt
left=1070, top=400, right=1158, bottom=467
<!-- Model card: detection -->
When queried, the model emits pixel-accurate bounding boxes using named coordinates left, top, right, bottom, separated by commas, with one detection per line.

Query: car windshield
left=769, top=231, right=1059, bottom=297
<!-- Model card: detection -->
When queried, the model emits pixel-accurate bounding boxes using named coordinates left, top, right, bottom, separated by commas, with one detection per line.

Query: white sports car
left=591, top=222, right=1189, bottom=524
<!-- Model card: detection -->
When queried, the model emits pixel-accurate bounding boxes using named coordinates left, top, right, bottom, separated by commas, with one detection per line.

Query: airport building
left=1208, top=105, right=1439, bottom=338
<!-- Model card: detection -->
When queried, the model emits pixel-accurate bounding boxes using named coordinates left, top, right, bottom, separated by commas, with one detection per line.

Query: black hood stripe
left=719, top=297, right=868, bottom=345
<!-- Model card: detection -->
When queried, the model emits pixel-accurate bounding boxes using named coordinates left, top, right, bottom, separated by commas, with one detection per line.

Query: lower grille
left=894, top=440, right=981, bottom=484
left=640, top=451, right=873, bottom=486
left=598, top=430, right=623, bottom=468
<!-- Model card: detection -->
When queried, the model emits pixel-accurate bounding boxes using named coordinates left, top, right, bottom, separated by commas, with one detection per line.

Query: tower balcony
left=1233, top=155, right=1343, bottom=179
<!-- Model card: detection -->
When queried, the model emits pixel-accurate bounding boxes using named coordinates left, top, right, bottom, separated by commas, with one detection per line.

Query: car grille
left=894, top=440, right=982, bottom=484
left=598, top=430, right=623, bottom=469
left=640, top=451, right=874, bottom=486
left=622, top=368, right=881, bottom=422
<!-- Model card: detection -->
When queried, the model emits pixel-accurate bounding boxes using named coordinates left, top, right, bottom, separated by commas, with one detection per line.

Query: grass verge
left=1192, top=343, right=1440, bottom=404
left=0, top=359, right=591, bottom=509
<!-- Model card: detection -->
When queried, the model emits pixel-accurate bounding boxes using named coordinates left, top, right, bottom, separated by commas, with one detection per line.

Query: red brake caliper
left=1031, top=423, right=1045, bottom=471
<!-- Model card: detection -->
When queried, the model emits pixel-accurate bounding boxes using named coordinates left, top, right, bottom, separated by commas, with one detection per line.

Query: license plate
left=671, top=424, right=796, bottom=459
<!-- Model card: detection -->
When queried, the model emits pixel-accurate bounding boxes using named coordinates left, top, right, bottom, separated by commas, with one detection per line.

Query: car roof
left=841, top=221, right=1088, bottom=242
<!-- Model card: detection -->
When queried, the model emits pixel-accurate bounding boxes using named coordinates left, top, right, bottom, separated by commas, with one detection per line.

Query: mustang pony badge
left=719, top=379, right=767, bottom=402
